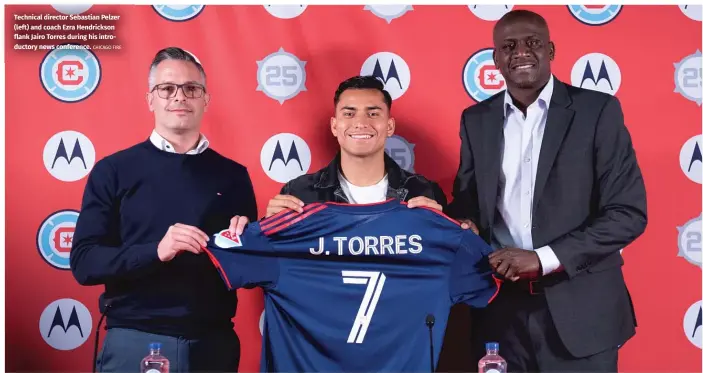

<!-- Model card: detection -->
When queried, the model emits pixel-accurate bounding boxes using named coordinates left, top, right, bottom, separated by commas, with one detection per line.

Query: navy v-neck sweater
left=70, top=140, right=258, bottom=337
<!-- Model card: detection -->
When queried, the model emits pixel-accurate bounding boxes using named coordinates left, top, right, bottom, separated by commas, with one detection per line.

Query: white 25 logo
left=342, top=270, right=386, bottom=344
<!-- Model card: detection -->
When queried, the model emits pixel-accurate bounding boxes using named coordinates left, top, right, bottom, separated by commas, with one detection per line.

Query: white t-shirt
left=338, top=172, right=388, bottom=204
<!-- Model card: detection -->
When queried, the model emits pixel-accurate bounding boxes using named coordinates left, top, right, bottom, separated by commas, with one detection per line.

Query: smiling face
left=331, top=88, right=395, bottom=159
left=492, top=15, right=554, bottom=90
left=147, top=59, right=210, bottom=134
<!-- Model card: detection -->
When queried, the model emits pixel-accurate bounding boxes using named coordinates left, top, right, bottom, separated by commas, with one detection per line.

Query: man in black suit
left=446, top=10, right=647, bottom=372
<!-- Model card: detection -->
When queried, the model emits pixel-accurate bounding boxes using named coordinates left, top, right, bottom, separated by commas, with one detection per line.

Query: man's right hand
left=266, top=194, right=304, bottom=217
left=157, top=223, right=210, bottom=262
left=457, top=219, right=479, bottom=235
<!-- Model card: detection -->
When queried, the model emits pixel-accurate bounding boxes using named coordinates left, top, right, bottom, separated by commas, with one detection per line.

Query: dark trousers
left=470, top=282, right=618, bottom=373
left=96, top=327, right=241, bottom=373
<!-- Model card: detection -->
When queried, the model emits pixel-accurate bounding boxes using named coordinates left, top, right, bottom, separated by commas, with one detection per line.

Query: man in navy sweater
left=70, top=47, right=257, bottom=372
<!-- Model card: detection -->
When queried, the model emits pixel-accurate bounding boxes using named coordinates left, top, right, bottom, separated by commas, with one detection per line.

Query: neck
left=339, top=151, right=386, bottom=186
left=155, top=127, right=200, bottom=154
left=506, top=77, right=549, bottom=113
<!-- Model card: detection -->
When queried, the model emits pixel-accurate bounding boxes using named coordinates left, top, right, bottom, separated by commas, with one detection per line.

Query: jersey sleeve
left=449, top=232, right=500, bottom=307
left=202, top=223, right=279, bottom=290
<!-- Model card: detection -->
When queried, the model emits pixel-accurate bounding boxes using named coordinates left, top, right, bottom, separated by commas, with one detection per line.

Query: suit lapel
left=480, top=96, right=505, bottom=226
left=533, top=79, right=575, bottom=208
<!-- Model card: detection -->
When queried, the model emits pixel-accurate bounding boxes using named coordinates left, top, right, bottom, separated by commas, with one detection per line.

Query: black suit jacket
left=446, top=77, right=647, bottom=358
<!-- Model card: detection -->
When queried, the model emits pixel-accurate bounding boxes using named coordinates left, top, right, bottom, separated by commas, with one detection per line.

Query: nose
left=513, top=41, right=532, bottom=58
left=173, top=86, right=188, bottom=101
left=353, top=117, right=370, bottom=128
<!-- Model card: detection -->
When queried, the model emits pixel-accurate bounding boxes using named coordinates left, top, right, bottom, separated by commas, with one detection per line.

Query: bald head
left=492, top=9, right=554, bottom=91
left=493, top=10, right=550, bottom=41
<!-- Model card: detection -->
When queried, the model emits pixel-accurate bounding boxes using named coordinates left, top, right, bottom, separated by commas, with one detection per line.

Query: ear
left=203, top=92, right=211, bottom=112
left=387, top=117, right=395, bottom=137
left=549, top=41, right=555, bottom=61
left=330, top=117, right=338, bottom=137
left=146, top=92, right=154, bottom=112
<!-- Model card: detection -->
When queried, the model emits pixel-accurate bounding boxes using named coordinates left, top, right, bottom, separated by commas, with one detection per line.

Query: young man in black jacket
left=230, top=75, right=463, bottom=232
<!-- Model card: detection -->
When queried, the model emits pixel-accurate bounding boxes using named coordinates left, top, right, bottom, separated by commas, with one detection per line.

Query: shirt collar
left=149, top=129, right=209, bottom=155
left=503, top=74, right=555, bottom=117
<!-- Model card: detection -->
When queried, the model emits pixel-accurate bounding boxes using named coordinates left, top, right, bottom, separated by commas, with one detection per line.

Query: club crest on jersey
left=257, top=48, right=307, bottom=104
left=40, top=45, right=101, bottom=103
left=215, top=229, right=242, bottom=249
left=152, top=5, right=205, bottom=21
left=567, top=5, right=622, bottom=26
left=364, top=5, right=413, bottom=23
left=463, top=48, right=505, bottom=103
left=674, top=50, right=702, bottom=106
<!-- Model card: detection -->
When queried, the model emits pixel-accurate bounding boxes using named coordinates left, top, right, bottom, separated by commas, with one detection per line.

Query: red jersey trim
left=262, top=204, right=328, bottom=236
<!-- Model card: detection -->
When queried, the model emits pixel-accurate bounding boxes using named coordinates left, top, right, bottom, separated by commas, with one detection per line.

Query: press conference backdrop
left=4, top=4, right=702, bottom=372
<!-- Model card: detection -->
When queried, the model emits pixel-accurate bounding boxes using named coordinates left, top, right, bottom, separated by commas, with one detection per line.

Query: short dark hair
left=148, top=47, right=207, bottom=89
left=333, top=76, right=393, bottom=111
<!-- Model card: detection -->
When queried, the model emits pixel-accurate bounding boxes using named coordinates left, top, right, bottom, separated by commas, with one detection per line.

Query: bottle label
left=146, top=369, right=160, bottom=373
left=486, top=369, right=501, bottom=373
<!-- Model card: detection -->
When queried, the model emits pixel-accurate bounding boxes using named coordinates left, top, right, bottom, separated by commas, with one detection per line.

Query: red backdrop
left=5, top=4, right=702, bottom=372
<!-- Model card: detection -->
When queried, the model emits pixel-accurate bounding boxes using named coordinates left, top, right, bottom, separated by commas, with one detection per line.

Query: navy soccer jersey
left=203, top=199, right=499, bottom=372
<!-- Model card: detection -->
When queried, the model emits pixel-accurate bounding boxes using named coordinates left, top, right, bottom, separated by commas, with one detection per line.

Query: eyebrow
left=340, top=105, right=383, bottom=111
left=159, top=80, right=201, bottom=85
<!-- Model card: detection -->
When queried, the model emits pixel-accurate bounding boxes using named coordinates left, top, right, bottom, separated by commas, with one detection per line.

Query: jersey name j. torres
left=203, top=199, right=499, bottom=372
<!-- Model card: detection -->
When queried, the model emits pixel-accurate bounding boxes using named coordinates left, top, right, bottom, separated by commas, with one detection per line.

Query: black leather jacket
left=280, top=152, right=447, bottom=207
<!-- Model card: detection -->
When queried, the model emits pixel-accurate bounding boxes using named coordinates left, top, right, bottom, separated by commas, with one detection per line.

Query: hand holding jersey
left=204, top=199, right=498, bottom=372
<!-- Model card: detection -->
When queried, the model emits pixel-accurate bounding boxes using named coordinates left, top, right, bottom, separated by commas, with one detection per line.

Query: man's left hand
left=489, top=248, right=541, bottom=281
left=406, top=196, right=443, bottom=211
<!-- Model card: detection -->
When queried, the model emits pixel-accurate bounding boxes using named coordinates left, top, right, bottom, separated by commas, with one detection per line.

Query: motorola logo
left=43, top=131, right=96, bottom=182
left=39, top=298, right=92, bottom=350
left=360, top=52, right=411, bottom=100
left=467, top=4, right=513, bottom=21
left=679, top=134, right=702, bottom=184
left=679, top=5, right=702, bottom=22
left=571, top=53, right=622, bottom=95
left=263, top=5, right=307, bottom=19
left=260, top=133, right=312, bottom=183
left=683, top=300, right=702, bottom=349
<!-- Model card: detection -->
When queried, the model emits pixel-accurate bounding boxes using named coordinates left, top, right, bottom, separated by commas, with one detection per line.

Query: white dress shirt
left=149, top=129, right=209, bottom=155
left=492, top=75, right=562, bottom=276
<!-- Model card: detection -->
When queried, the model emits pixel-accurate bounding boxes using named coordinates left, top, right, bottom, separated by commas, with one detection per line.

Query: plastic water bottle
left=478, top=342, right=507, bottom=373
left=140, top=342, right=169, bottom=373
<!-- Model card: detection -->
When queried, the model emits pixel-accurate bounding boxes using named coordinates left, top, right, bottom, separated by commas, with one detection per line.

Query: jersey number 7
left=342, top=271, right=387, bottom=344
